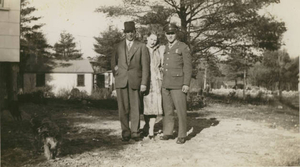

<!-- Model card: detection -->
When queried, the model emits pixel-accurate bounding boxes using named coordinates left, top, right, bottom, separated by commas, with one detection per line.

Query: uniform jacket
left=162, top=41, right=192, bottom=89
left=111, top=40, right=150, bottom=89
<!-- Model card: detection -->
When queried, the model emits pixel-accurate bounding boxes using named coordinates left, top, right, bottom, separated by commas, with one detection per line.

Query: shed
left=23, top=59, right=94, bottom=96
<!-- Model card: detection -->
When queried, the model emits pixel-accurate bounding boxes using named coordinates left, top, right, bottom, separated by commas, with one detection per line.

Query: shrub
left=188, top=92, right=206, bottom=110
left=56, top=88, right=71, bottom=99
left=210, top=88, right=277, bottom=105
left=18, top=85, right=53, bottom=104
left=69, top=88, right=89, bottom=100
left=90, top=88, right=113, bottom=100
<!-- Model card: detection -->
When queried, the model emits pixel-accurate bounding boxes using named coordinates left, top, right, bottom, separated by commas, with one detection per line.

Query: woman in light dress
left=142, top=32, right=165, bottom=139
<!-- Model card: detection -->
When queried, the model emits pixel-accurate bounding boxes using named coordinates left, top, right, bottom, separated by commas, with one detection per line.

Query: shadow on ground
left=2, top=99, right=221, bottom=167
left=1, top=100, right=124, bottom=167
left=56, top=115, right=124, bottom=157
left=186, top=112, right=220, bottom=141
left=152, top=110, right=220, bottom=141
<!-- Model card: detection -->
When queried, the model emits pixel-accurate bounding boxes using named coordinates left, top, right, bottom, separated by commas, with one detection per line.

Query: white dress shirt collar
left=126, top=40, right=134, bottom=47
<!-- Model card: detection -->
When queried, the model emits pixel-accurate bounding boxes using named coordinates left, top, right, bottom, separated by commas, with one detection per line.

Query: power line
left=42, top=30, right=99, bottom=39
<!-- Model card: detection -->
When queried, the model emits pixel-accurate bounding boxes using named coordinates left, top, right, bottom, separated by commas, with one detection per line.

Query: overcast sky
left=29, top=0, right=300, bottom=59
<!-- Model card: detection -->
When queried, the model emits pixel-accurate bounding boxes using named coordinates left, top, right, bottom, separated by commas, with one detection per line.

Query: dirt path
left=1, top=101, right=300, bottom=167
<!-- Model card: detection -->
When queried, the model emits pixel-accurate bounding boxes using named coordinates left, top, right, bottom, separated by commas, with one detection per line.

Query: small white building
left=89, top=60, right=115, bottom=90
left=95, top=70, right=114, bottom=90
left=23, top=59, right=94, bottom=96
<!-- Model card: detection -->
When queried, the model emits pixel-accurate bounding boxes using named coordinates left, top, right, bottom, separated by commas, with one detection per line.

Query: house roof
left=25, top=59, right=94, bottom=73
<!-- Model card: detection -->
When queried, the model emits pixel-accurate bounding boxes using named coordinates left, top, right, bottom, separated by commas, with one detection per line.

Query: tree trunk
left=0, top=63, right=22, bottom=121
left=243, top=69, right=246, bottom=100
left=179, top=0, right=188, bottom=43
left=278, top=55, right=282, bottom=99
left=0, top=63, right=8, bottom=110
left=278, top=76, right=282, bottom=99
left=204, top=66, right=207, bottom=90
left=234, top=79, right=237, bottom=89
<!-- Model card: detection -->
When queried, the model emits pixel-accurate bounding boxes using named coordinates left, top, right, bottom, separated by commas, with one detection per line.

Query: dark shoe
left=121, top=137, right=130, bottom=142
left=132, top=136, right=142, bottom=141
left=141, top=130, right=149, bottom=137
left=159, top=135, right=173, bottom=140
left=176, top=137, right=186, bottom=144
left=149, top=135, right=154, bottom=140
left=131, top=133, right=142, bottom=141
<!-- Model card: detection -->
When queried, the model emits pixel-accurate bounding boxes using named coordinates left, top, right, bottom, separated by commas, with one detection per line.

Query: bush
left=90, top=88, right=113, bottom=100
left=69, top=88, right=89, bottom=100
left=209, top=88, right=276, bottom=105
left=56, top=88, right=71, bottom=99
left=188, top=92, right=206, bottom=110
left=18, top=85, right=53, bottom=104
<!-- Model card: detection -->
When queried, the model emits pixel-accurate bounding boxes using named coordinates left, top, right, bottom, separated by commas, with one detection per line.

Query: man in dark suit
left=111, top=21, right=150, bottom=141
left=160, top=23, right=192, bottom=144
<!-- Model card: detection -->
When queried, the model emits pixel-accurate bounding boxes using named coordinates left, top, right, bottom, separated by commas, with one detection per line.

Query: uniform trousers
left=162, top=88, right=187, bottom=138
left=116, top=83, right=141, bottom=138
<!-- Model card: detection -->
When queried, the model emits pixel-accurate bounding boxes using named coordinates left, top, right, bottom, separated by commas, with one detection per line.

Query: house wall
left=0, top=0, right=20, bottom=62
left=23, top=73, right=93, bottom=96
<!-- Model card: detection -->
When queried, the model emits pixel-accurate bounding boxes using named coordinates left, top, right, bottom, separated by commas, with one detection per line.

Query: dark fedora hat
left=124, top=21, right=136, bottom=33
left=163, top=23, right=178, bottom=33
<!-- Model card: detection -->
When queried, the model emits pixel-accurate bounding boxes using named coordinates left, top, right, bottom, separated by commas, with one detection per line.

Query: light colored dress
left=143, top=45, right=165, bottom=115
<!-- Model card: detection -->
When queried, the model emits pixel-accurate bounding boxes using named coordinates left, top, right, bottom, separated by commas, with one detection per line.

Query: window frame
left=0, top=0, right=9, bottom=11
left=36, top=73, right=45, bottom=87
left=0, top=0, right=4, bottom=7
left=77, top=74, right=85, bottom=87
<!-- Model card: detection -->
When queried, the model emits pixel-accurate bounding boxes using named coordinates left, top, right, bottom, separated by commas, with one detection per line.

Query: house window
left=36, top=73, right=45, bottom=87
left=77, top=74, right=85, bottom=86
left=0, top=0, right=4, bottom=7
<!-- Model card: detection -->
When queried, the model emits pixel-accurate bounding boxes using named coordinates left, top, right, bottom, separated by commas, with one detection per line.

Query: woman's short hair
left=146, top=31, right=160, bottom=44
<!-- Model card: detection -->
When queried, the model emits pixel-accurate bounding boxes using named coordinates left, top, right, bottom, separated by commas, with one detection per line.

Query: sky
left=29, top=0, right=300, bottom=59
left=262, top=0, right=300, bottom=58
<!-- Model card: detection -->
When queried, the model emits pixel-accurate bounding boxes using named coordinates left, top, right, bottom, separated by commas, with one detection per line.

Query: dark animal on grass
left=30, top=115, right=62, bottom=160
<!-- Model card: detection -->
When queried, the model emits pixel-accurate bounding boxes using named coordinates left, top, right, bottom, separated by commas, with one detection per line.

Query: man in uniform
left=160, top=23, right=192, bottom=144
left=111, top=21, right=150, bottom=142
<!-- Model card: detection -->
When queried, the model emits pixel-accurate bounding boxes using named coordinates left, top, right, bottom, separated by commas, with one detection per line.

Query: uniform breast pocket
left=175, top=49, right=182, bottom=56
left=171, top=70, right=183, bottom=77
left=170, top=70, right=184, bottom=84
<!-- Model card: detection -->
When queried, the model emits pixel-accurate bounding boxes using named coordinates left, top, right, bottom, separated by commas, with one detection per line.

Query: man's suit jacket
left=111, top=40, right=150, bottom=89
left=162, top=41, right=192, bottom=89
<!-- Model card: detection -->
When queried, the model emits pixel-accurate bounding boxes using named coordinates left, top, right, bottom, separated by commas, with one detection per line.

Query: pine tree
left=93, top=27, right=123, bottom=70
left=20, top=0, right=51, bottom=72
left=53, top=31, right=83, bottom=60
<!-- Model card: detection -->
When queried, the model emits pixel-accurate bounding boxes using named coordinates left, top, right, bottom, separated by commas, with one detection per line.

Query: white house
left=95, top=70, right=114, bottom=90
left=89, top=59, right=115, bottom=90
left=0, top=0, right=21, bottom=109
left=23, top=59, right=94, bottom=96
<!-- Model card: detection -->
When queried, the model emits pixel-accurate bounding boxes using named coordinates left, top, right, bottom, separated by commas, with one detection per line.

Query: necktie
left=127, top=42, right=131, bottom=65
left=127, top=42, right=131, bottom=50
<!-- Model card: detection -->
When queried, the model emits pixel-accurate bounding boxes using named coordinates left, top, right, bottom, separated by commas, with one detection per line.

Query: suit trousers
left=162, top=88, right=187, bottom=138
left=116, top=83, right=141, bottom=138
